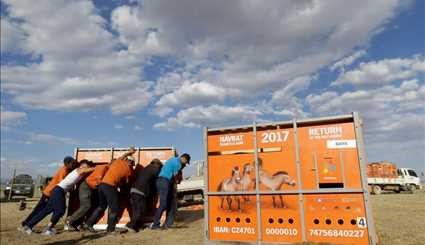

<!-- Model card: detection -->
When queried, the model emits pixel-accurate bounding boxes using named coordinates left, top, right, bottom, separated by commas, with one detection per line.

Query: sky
left=1, top=0, right=424, bottom=180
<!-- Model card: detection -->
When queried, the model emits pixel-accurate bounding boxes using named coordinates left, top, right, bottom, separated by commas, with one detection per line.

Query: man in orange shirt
left=85, top=148, right=136, bottom=233
left=19, top=156, right=77, bottom=229
left=66, top=162, right=109, bottom=230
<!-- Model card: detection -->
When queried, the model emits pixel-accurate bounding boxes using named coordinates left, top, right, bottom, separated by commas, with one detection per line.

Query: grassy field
left=1, top=190, right=424, bottom=245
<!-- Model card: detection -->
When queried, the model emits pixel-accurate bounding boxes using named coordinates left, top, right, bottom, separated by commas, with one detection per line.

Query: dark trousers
left=164, top=183, right=178, bottom=227
left=69, top=181, right=93, bottom=224
left=22, top=194, right=49, bottom=227
left=153, top=177, right=171, bottom=227
left=26, top=186, right=66, bottom=229
left=126, top=192, right=146, bottom=230
left=86, top=183, right=119, bottom=232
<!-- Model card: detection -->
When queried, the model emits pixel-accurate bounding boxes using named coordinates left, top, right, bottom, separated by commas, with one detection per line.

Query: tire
left=372, top=185, right=382, bottom=195
left=407, top=184, right=416, bottom=193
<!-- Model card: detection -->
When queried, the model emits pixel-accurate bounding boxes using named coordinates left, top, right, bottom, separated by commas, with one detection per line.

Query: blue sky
left=1, top=0, right=424, bottom=179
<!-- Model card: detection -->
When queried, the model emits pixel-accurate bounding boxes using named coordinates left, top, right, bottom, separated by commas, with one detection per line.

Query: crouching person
left=19, top=160, right=95, bottom=235
left=84, top=148, right=136, bottom=234
left=19, top=156, right=76, bottom=230
left=125, top=159, right=163, bottom=232
left=66, top=162, right=109, bottom=230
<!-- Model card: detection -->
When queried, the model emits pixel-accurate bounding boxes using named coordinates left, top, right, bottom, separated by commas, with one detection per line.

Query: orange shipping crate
left=68, top=147, right=177, bottom=230
left=367, top=162, right=397, bottom=178
left=204, top=112, right=378, bottom=244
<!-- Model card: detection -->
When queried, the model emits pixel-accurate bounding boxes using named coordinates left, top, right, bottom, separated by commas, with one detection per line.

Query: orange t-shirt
left=101, top=159, right=133, bottom=187
left=86, top=164, right=109, bottom=189
left=43, top=166, right=69, bottom=197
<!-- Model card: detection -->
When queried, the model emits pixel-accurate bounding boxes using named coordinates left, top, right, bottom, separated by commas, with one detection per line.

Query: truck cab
left=4, top=174, right=35, bottom=199
left=397, top=168, right=421, bottom=190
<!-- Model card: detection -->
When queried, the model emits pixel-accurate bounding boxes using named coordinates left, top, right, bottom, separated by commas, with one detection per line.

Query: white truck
left=177, top=161, right=205, bottom=205
left=368, top=167, right=422, bottom=195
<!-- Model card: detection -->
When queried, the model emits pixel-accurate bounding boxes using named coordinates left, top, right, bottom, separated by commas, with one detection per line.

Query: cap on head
left=181, top=153, right=191, bottom=164
left=63, top=156, right=75, bottom=165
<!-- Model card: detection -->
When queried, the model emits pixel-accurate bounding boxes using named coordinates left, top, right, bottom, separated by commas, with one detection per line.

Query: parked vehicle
left=367, top=161, right=421, bottom=194
left=177, top=160, right=205, bottom=205
left=4, top=174, right=35, bottom=199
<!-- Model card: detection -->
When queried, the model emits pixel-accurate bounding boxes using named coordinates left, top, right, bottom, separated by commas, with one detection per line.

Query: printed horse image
left=217, top=166, right=242, bottom=211
left=258, top=160, right=296, bottom=208
left=239, top=163, right=255, bottom=202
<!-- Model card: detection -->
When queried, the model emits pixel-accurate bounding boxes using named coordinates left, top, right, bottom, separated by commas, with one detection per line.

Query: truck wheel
left=372, top=185, right=381, bottom=195
left=408, top=184, right=416, bottom=193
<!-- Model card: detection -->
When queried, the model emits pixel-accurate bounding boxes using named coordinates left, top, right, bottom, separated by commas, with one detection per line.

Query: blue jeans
left=22, top=195, right=49, bottom=227
left=26, top=186, right=66, bottom=229
left=152, top=177, right=170, bottom=227
left=164, top=182, right=178, bottom=227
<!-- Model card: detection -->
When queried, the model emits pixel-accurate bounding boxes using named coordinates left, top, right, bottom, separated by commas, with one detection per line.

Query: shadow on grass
left=42, top=233, right=106, bottom=245
left=173, top=209, right=204, bottom=228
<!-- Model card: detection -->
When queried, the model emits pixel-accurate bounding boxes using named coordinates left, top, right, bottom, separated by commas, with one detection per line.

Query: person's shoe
left=150, top=224, right=161, bottom=230
left=18, top=225, right=32, bottom=235
left=125, top=224, right=137, bottom=233
left=79, top=223, right=89, bottom=231
left=163, top=224, right=179, bottom=229
left=65, top=218, right=79, bottom=231
left=84, top=225, right=97, bottom=233
left=41, top=227, right=56, bottom=236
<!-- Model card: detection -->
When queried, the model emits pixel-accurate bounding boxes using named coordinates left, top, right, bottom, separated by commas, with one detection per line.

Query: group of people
left=18, top=148, right=191, bottom=235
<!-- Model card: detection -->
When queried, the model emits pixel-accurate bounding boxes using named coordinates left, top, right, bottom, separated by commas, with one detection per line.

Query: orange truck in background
left=367, top=161, right=421, bottom=195
left=67, top=147, right=177, bottom=230
left=204, top=112, right=379, bottom=245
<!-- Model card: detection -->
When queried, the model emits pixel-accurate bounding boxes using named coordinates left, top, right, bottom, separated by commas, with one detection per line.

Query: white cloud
left=1, top=0, right=152, bottom=114
left=121, top=0, right=402, bottom=118
left=0, top=157, right=68, bottom=179
left=0, top=18, right=26, bottom=53
left=333, top=55, right=425, bottom=86
left=330, top=50, right=367, bottom=72
left=114, top=124, right=124, bottom=130
left=47, top=162, right=61, bottom=168
left=0, top=107, right=27, bottom=129
left=28, top=133, right=78, bottom=145
left=306, top=78, right=425, bottom=169
left=1, top=158, right=36, bottom=179
left=1, top=0, right=415, bottom=133
left=154, top=71, right=188, bottom=96
left=154, top=104, right=262, bottom=130
left=133, top=125, right=142, bottom=131
left=155, top=81, right=242, bottom=116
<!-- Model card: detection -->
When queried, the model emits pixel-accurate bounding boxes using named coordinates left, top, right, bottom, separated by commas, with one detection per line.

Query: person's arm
left=174, top=170, right=183, bottom=184
left=118, top=147, right=136, bottom=160
left=76, top=167, right=95, bottom=175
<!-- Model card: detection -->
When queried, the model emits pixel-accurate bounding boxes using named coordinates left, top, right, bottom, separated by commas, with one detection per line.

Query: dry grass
left=371, top=190, right=425, bottom=245
left=1, top=189, right=424, bottom=245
